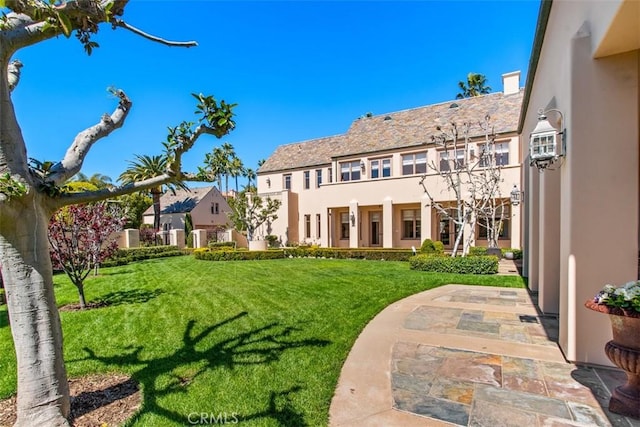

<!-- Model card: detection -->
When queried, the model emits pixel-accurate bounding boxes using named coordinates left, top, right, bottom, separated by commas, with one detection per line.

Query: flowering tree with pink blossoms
left=48, top=202, right=126, bottom=309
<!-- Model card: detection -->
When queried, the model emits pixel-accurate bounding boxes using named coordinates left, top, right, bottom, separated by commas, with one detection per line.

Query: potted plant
left=585, top=281, right=640, bottom=419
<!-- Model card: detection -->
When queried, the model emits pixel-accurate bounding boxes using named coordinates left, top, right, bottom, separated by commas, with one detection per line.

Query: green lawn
left=0, top=257, right=525, bottom=426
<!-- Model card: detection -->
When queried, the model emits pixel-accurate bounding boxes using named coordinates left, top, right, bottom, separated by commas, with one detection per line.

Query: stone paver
left=329, top=284, right=640, bottom=427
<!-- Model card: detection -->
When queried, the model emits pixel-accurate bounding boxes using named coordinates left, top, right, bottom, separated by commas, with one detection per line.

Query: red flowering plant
left=587, top=281, right=640, bottom=317
left=48, top=202, right=125, bottom=309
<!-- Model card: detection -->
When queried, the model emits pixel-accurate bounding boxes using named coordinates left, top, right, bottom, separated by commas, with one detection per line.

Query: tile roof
left=142, top=186, right=215, bottom=216
left=259, top=90, right=523, bottom=173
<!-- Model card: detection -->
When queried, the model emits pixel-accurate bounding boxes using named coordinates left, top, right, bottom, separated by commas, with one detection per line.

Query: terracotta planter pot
left=585, top=300, right=640, bottom=419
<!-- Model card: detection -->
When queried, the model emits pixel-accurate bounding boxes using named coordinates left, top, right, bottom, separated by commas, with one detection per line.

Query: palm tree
left=118, top=154, right=188, bottom=233
left=456, top=73, right=491, bottom=99
left=220, top=142, right=235, bottom=197
left=74, top=172, right=113, bottom=189
left=245, top=167, right=256, bottom=190
left=229, top=155, right=245, bottom=194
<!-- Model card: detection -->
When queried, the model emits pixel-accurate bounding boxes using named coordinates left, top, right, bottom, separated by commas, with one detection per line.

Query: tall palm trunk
left=152, top=189, right=161, bottom=232
left=1, top=195, right=70, bottom=426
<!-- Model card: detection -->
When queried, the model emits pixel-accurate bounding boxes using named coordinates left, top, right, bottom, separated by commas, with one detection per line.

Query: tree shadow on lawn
left=77, top=312, right=331, bottom=426
left=94, top=288, right=164, bottom=307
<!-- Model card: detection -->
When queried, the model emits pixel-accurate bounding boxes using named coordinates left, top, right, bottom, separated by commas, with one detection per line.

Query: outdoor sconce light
left=266, top=177, right=271, bottom=188
left=360, top=160, right=365, bottom=173
left=510, top=184, right=522, bottom=206
left=529, top=108, right=566, bottom=171
left=350, top=211, right=356, bottom=227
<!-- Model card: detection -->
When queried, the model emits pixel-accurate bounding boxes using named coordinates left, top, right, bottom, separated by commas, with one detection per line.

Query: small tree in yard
left=0, top=2, right=236, bottom=425
left=48, top=202, right=125, bottom=309
left=419, top=116, right=508, bottom=257
left=228, top=188, right=281, bottom=242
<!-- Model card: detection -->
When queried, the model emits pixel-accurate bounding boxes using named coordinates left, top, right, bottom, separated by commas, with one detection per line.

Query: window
left=316, top=169, right=322, bottom=188
left=455, top=149, right=465, bottom=169
left=316, top=214, right=321, bottom=239
left=439, top=151, right=450, bottom=172
left=479, top=142, right=510, bottom=167
left=439, top=149, right=465, bottom=171
left=340, top=161, right=361, bottom=182
left=211, top=202, right=219, bottom=215
left=402, top=209, right=421, bottom=239
left=495, top=143, right=509, bottom=166
left=477, top=205, right=510, bottom=239
left=328, top=167, right=333, bottom=183
left=304, top=214, right=311, bottom=239
left=304, top=171, right=310, bottom=189
left=402, top=152, right=427, bottom=175
left=283, top=174, right=291, bottom=190
left=371, top=158, right=391, bottom=179
left=340, top=212, right=350, bottom=239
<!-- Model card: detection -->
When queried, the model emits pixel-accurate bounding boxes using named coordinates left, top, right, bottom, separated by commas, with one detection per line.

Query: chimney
left=502, top=71, right=521, bottom=95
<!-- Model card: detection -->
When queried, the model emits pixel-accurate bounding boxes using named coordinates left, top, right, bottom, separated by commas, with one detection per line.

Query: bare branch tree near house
left=419, top=121, right=474, bottom=257
left=0, top=2, right=236, bottom=425
left=419, top=116, right=508, bottom=257
left=228, top=188, right=281, bottom=242
left=471, top=118, right=510, bottom=250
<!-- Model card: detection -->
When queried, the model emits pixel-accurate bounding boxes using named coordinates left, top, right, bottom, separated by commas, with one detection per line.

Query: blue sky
left=11, top=0, right=540, bottom=187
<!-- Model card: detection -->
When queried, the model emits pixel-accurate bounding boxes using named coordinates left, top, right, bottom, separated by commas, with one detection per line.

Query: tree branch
left=47, top=89, right=132, bottom=186
left=111, top=19, right=197, bottom=47
left=53, top=173, right=172, bottom=207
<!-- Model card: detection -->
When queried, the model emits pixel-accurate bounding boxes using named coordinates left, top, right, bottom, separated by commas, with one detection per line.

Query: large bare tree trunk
left=0, top=195, right=70, bottom=426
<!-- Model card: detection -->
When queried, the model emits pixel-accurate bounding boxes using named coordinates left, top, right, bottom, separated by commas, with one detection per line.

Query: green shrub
left=194, top=249, right=284, bottom=261
left=265, top=235, right=280, bottom=248
left=195, top=246, right=415, bottom=262
left=409, top=254, right=498, bottom=274
left=501, top=248, right=523, bottom=259
left=282, top=247, right=413, bottom=261
left=433, top=241, right=445, bottom=253
left=207, top=241, right=237, bottom=250
left=468, top=247, right=488, bottom=257
left=102, top=245, right=187, bottom=267
left=420, top=239, right=436, bottom=254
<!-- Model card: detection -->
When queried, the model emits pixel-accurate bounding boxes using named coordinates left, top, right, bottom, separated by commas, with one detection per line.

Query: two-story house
left=142, top=186, right=231, bottom=235
left=257, top=72, right=523, bottom=250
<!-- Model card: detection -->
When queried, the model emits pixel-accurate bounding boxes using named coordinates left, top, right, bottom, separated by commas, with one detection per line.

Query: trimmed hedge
left=193, top=247, right=414, bottom=262
left=283, top=247, right=413, bottom=261
left=409, top=254, right=499, bottom=274
left=102, top=246, right=188, bottom=267
left=468, top=247, right=523, bottom=260
left=207, top=241, right=237, bottom=250
left=194, top=249, right=283, bottom=261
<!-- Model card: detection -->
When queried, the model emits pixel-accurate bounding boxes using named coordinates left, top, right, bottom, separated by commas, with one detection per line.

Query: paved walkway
left=329, top=284, right=640, bottom=427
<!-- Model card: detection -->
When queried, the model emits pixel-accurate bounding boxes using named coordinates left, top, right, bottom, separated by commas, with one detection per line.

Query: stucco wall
left=523, top=0, right=639, bottom=365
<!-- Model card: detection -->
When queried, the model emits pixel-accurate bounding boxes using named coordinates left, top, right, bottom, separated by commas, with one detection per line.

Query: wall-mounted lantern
left=529, top=108, right=566, bottom=170
left=266, top=177, right=271, bottom=188
left=360, top=160, right=365, bottom=173
left=350, top=211, right=356, bottom=227
left=510, top=184, right=522, bottom=206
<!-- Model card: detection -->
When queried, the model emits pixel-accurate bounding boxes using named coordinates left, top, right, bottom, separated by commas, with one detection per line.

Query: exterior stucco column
left=420, top=193, right=432, bottom=244
left=559, top=29, right=638, bottom=365
left=383, top=197, right=393, bottom=248
left=169, top=229, right=185, bottom=249
left=538, top=169, right=561, bottom=314
left=527, top=162, right=540, bottom=291
left=324, top=209, right=332, bottom=247
left=349, top=200, right=359, bottom=248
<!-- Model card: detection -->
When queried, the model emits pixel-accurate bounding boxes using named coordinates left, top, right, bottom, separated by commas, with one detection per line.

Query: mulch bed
left=0, top=373, right=141, bottom=426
